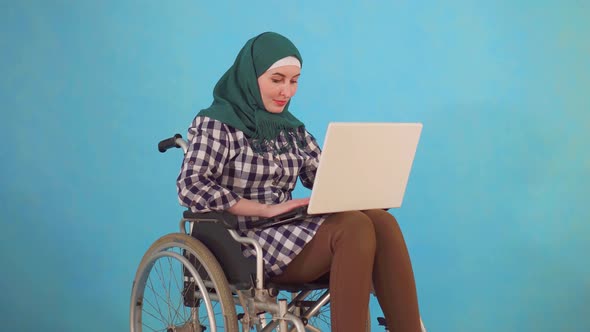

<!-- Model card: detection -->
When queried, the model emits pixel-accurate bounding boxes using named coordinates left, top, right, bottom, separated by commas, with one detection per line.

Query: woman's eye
left=272, top=79, right=282, bottom=83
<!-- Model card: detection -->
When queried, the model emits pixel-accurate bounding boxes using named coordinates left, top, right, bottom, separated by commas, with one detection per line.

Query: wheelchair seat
left=183, top=209, right=330, bottom=293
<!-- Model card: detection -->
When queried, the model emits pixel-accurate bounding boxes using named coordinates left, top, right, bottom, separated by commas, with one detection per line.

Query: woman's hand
left=227, top=197, right=310, bottom=218
left=262, top=198, right=310, bottom=218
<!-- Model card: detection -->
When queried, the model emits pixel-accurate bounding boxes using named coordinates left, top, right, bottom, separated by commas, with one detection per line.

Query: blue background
left=1, top=1, right=589, bottom=331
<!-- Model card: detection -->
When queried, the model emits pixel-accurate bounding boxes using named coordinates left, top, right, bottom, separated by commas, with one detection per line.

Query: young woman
left=177, top=31, right=422, bottom=332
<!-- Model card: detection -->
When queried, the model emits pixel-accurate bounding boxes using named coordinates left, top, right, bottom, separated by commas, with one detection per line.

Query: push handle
left=158, top=134, right=183, bottom=153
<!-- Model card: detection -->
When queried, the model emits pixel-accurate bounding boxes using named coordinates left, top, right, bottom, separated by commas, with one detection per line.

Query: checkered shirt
left=177, top=116, right=328, bottom=278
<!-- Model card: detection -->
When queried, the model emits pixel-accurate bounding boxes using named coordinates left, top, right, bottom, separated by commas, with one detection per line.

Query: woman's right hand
left=227, top=197, right=310, bottom=218
left=262, top=198, right=310, bottom=218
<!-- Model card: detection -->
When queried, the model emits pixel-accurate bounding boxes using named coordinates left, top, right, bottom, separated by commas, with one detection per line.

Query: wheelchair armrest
left=182, top=210, right=239, bottom=229
left=248, top=206, right=308, bottom=229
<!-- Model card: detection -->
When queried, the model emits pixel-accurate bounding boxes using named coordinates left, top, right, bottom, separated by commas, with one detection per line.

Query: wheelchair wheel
left=296, top=290, right=371, bottom=332
left=130, top=233, right=238, bottom=332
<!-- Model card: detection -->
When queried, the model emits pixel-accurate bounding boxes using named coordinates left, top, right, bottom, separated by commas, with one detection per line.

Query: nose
left=280, top=84, right=295, bottom=98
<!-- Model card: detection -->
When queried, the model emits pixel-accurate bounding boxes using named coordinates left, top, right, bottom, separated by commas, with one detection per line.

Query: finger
left=298, top=199, right=310, bottom=206
left=292, top=199, right=309, bottom=209
left=294, top=197, right=310, bottom=204
left=289, top=200, right=307, bottom=208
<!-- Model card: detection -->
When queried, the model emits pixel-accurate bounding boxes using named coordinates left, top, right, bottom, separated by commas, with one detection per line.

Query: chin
left=267, top=107, right=285, bottom=114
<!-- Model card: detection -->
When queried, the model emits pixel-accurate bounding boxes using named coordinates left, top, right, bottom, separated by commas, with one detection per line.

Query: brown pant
left=271, top=210, right=421, bottom=332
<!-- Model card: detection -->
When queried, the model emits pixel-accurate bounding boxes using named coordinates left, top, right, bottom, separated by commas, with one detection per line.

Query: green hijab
left=198, top=32, right=305, bottom=153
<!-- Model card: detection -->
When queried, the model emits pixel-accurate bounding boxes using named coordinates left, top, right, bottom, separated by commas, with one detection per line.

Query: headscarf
left=197, top=32, right=305, bottom=153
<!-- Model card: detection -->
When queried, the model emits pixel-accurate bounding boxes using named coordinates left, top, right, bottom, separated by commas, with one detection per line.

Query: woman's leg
left=362, top=209, right=422, bottom=332
left=271, top=211, right=376, bottom=331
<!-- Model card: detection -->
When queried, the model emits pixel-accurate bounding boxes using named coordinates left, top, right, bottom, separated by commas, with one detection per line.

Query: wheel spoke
left=146, top=275, right=168, bottom=324
left=306, top=291, right=331, bottom=330
left=159, top=258, right=174, bottom=324
left=200, top=301, right=224, bottom=328
left=143, top=291, right=190, bottom=329
left=143, top=296, right=167, bottom=320
left=147, top=258, right=193, bottom=327
left=146, top=277, right=180, bottom=318
left=141, top=305, right=169, bottom=330
left=140, top=323, right=161, bottom=332
left=171, top=250, right=190, bottom=323
left=166, top=254, right=187, bottom=324
left=154, top=258, right=173, bottom=324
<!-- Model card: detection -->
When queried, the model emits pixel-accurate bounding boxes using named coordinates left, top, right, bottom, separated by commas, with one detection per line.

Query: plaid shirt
left=177, top=116, right=327, bottom=277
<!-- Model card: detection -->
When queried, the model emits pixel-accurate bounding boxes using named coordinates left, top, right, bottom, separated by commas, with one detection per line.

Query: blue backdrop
left=1, top=1, right=589, bottom=331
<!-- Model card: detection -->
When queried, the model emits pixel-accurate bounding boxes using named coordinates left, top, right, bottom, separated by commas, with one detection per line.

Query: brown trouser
left=271, top=210, right=421, bottom=332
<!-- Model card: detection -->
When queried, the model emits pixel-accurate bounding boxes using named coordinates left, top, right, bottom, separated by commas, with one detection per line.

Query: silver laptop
left=307, top=122, right=423, bottom=214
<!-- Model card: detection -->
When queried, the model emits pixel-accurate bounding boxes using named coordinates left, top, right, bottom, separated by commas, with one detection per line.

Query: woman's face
left=257, top=65, right=300, bottom=114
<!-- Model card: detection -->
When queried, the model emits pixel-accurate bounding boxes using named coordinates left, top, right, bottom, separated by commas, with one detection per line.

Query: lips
left=273, top=99, right=287, bottom=106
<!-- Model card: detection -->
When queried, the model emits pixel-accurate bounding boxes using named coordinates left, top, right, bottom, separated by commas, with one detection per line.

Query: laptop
left=251, top=122, right=422, bottom=227
left=307, top=122, right=423, bottom=214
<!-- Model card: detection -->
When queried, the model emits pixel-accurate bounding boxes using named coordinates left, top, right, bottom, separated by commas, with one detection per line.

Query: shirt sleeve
left=299, top=129, right=322, bottom=189
left=177, top=117, right=241, bottom=212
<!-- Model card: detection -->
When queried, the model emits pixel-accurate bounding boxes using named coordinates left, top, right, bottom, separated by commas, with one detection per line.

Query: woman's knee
left=362, top=209, right=403, bottom=236
left=325, top=211, right=376, bottom=252
left=328, top=210, right=375, bottom=232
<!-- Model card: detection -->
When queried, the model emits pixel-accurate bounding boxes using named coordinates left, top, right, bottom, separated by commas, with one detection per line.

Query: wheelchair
left=129, top=134, right=427, bottom=332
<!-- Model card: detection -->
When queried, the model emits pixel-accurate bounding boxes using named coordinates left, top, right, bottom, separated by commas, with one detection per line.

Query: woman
left=177, top=31, right=422, bottom=332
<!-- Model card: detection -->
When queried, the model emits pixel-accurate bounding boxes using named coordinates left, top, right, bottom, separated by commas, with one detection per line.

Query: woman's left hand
left=263, top=198, right=310, bottom=218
